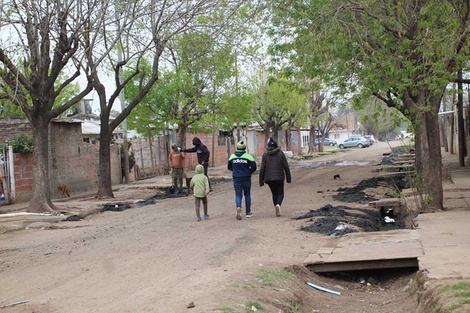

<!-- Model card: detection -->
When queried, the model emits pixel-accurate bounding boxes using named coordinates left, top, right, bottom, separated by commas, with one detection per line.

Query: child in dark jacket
left=190, top=164, right=210, bottom=222
left=228, top=141, right=257, bottom=220
left=259, top=137, right=291, bottom=217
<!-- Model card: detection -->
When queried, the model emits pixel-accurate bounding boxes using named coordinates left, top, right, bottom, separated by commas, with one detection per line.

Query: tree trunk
left=423, top=106, right=444, bottom=210
left=411, top=98, right=444, bottom=212
left=96, top=122, right=114, bottom=198
left=264, top=129, right=271, bottom=147
left=28, top=119, right=58, bottom=214
left=285, top=129, right=291, bottom=151
left=308, top=126, right=316, bottom=154
left=178, top=124, right=188, bottom=148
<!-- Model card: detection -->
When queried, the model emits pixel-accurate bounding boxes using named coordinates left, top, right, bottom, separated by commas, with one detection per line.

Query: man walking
left=228, top=141, right=257, bottom=220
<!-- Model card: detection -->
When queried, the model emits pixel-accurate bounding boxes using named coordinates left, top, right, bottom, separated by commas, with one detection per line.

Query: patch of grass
left=218, top=307, right=237, bottom=313
left=441, top=281, right=470, bottom=292
left=456, top=291, right=470, bottom=298
left=437, top=281, right=470, bottom=312
left=245, top=301, right=264, bottom=312
left=256, top=269, right=296, bottom=287
left=447, top=299, right=470, bottom=312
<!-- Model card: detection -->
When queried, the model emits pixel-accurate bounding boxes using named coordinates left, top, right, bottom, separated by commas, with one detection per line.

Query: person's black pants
left=266, top=180, right=284, bottom=206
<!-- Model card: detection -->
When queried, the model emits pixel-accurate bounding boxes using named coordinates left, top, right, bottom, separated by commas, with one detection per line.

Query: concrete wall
left=49, top=121, right=120, bottom=198
left=0, top=118, right=33, bottom=144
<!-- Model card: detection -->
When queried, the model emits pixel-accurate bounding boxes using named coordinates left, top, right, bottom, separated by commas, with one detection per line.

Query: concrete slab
left=416, top=211, right=470, bottom=279
left=304, top=229, right=422, bottom=272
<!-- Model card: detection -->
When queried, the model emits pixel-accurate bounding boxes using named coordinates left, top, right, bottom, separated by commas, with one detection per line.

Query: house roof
left=52, top=115, right=138, bottom=137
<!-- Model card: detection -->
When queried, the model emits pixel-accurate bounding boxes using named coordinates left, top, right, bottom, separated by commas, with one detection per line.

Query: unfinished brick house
left=0, top=117, right=120, bottom=203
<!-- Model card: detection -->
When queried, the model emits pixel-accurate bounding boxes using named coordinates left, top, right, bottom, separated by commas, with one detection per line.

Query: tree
left=0, top=0, right=93, bottom=213
left=84, top=1, right=256, bottom=197
left=254, top=78, right=306, bottom=145
left=270, top=0, right=470, bottom=211
left=356, top=98, right=410, bottom=141
left=307, top=92, right=336, bottom=153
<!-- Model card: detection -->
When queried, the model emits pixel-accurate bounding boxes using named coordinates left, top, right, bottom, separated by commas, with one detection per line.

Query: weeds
left=245, top=301, right=263, bottom=312
left=256, top=269, right=296, bottom=287
left=436, top=281, right=470, bottom=312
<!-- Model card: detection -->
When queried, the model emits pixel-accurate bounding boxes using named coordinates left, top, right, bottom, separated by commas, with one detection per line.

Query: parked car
left=315, top=138, right=337, bottom=146
left=364, top=135, right=375, bottom=145
left=338, top=136, right=370, bottom=149
left=351, top=134, right=374, bottom=146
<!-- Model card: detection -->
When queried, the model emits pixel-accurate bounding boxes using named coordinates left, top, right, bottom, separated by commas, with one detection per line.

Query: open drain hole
left=312, top=267, right=418, bottom=291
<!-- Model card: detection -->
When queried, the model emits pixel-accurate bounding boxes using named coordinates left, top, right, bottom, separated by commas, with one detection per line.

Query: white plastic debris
left=306, top=282, right=341, bottom=296
left=0, top=300, right=29, bottom=308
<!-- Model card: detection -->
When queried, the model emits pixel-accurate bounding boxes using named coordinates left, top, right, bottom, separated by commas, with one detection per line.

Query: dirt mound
left=297, top=174, right=408, bottom=236
left=296, top=204, right=407, bottom=236
left=298, top=206, right=380, bottom=235
left=334, top=176, right=408, bottom=204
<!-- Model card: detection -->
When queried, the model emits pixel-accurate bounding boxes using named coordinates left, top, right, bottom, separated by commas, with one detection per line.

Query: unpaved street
left=1, top=141, right=415, bottom=313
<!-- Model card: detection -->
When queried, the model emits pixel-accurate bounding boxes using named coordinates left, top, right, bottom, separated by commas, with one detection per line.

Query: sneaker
left=204, top=214, right=209, bottom=220
left=246, top=212, right=253, bottom=218
left=236, top=207, right=242, bottom=220
left=196, top=216, right=202, bottom=222
left=275, top=204, right=281, bottom=217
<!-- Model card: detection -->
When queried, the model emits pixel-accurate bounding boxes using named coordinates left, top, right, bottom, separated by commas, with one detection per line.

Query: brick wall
left=13, top=153, right=33, bottom=202
left=182, top=133, right=236, bottom=170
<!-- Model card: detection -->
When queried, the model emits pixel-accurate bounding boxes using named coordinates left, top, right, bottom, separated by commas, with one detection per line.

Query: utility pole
left=457, top=69, right=467, bottom=166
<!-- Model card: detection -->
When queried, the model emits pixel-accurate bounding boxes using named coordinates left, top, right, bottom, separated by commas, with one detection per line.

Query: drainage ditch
left=293, top=174, right=421, bottom=312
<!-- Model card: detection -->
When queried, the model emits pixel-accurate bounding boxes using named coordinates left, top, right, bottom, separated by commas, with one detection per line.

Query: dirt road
left=0, top=140, right=416, bottom=313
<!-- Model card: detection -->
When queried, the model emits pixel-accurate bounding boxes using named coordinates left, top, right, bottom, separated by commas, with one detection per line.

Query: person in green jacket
left=190, top=164, right=210, bottom=222
left=228, top=141, right=257, bottom=220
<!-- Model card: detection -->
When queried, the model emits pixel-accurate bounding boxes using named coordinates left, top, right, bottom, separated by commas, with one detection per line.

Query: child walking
left=190, top=164, right=210, bottom=222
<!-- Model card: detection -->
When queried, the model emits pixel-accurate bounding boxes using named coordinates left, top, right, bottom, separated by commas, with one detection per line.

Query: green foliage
left=245, top=301, right=264, bottom=312
left=356, top=98, right=410, bottom=140
left=254, top=78, right=307, bottom=133
left=269, top=0, right=470, bottom=118
left=218, top=90, right=256, bottom=130
left=436, top=281, right=470, bottom=312
left=256, top=269, right=297, bottom=287
left=125, top=63, right=179, bottom=136
left=7, top=135, right=34, bottom=154
left=0, top=100, right=26, bottom=118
